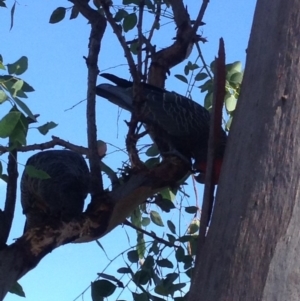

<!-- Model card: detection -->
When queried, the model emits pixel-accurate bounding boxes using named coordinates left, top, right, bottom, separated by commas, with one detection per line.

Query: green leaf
left=141, top=217, right=150, bottom=227
left=37, top=122, right=58, bottom=135
left=145, top=157, right=160, bottom=168
left=133, top=270, right=150, bottom=285
left=188, top=219, right=199, bottom=234
left=155, top=197, right=176, bottom=212
left=127, top=250, right=139, bottom=263
left=150, top=210, right=164, bottom=226
left=132, top=292, right=149, bottom=301
left=160, top=187, right=176, bottom=201
left=99, top=161, right=119, bottom=187
left=174, top=74, right=188, bottom=84
left=7, top=56, right=28, bottom=75
left=204, top=91, right=213, bottom=111
left=226, top=115, right=233, bottom=131
left=0, top=90, right=7, bottom=103
left=167, top=220, right=176, bottom=234
left=145, top=143, right=159, bottom=157
left=0, top=61, right=5, bottom=70
left=130, top=42, right=138, bottom=55
left=164, top=273, right=179, bottom=285
left=0, top=111, right=21, bottom=138
left=229, top=71, right=243, bottom=84
left=195, top=72, right=208, bottom=81
left=175, top=246, right=185, bottom=262
left=149, top=240, right=159, bottom=255
left=21, top=81, right=34, bottom=92
left=185, top=206, right=198, bottom=214
left=157, top=259, right=173, bottom=268
left=0, top=162, right=2, bottom=175
left=225, top=93, right=237, bottom=112
left=142, top=256, right=154, bottom=269
left=9, top=113, right=28, bottom=146
left=137, top=232, right=146, bottom=258
left=168, top=283, right=186, bottom=295
left=123, top=0, right=140, bottom=4
left=91, top=280, right=116, bottom=299
left=0, top=1, right=7, bottom=8
left=10, top=1, right=16, bottom=30
left=123, top=13, right=137, bottom=32
left=226, top=61, right=242, bottom=75
left=167, top=233, right=176, bottom=244
left=9, top=282, right=25, bottom=297
left=25, top=165, right=51, bottom=179
left=199, top=79, right=213, bottom=93
left=117, top=267, right=131, bottom=273
left=114, top=9, right=128, bottom=22
left=49, top=7, right=66, bottom=24
left=0, top=174, right=8, bottom=183
left=155, top=284, right=169, bottom=296
left=13, top=97, right=35, bottom=120
left=70, top=5, right=79, bottom=20
left=11, top=80, right=23, bottom=97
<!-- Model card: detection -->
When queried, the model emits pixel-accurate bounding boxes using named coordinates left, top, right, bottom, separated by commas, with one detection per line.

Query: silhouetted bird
left=96, top=73, right=227, bottom=183
left=21, top=150, right=90, bottom=230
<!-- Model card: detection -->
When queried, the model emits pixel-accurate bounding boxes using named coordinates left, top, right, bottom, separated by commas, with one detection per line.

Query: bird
left=96, top=73, right=227, bottom=184
left=21, top=150, right=90, bottom=230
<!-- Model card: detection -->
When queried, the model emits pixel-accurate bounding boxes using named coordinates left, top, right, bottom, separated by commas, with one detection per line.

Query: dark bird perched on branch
left=96, top=73, right=227, bottom=184
left=21, top=150, right=90, bottom=230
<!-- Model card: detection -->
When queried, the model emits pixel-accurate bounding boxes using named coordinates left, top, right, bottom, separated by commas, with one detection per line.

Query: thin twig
left=123, top=220, right=175, bottom=248
left=71, top=0, right=107, bottom=196
left=100, top=1, right=137, bottom=80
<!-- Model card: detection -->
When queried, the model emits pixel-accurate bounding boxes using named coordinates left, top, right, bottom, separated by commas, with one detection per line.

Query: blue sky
left=1, top=1, right=256, bottom=300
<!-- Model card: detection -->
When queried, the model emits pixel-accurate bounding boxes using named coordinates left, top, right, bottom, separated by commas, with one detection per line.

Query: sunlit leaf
left=0, top=90, right=7, bottom=103
left=150, top=210, right=164, bottom=226
left=25, top=165, right=51, bottom=179
left=0, top=111, right=21, bottom=138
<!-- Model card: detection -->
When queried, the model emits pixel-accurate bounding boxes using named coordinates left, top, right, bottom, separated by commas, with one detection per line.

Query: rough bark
left=189, top=0, right=300, bottom=300
left=0, top=157, right=188, bottom=300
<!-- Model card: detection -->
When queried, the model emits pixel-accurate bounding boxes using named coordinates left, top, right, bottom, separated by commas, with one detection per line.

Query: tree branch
left=0, top=150, right=18, bottom=248
left=148, top=1, right=209, bottom=87
left=70, top=0, right=107, bottom=196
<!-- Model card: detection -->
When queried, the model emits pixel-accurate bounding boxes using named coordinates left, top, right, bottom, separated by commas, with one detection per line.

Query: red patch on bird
left=195, top=158, right=223, bottom=184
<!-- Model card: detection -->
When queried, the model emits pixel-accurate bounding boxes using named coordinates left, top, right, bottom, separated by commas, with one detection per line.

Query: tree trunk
left=189, top=0, right=300, bottom=300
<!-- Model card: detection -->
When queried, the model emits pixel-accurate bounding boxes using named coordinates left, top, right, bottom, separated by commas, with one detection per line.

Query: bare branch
left=100, top=0, right=138, bottom=80
left=70, top=0, right=107, bottom=196
left=0, top=150, right=18, bottom=247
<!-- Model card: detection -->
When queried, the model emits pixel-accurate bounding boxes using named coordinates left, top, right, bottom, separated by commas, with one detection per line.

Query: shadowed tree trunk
left=189, top=0, right=300, bottom=300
